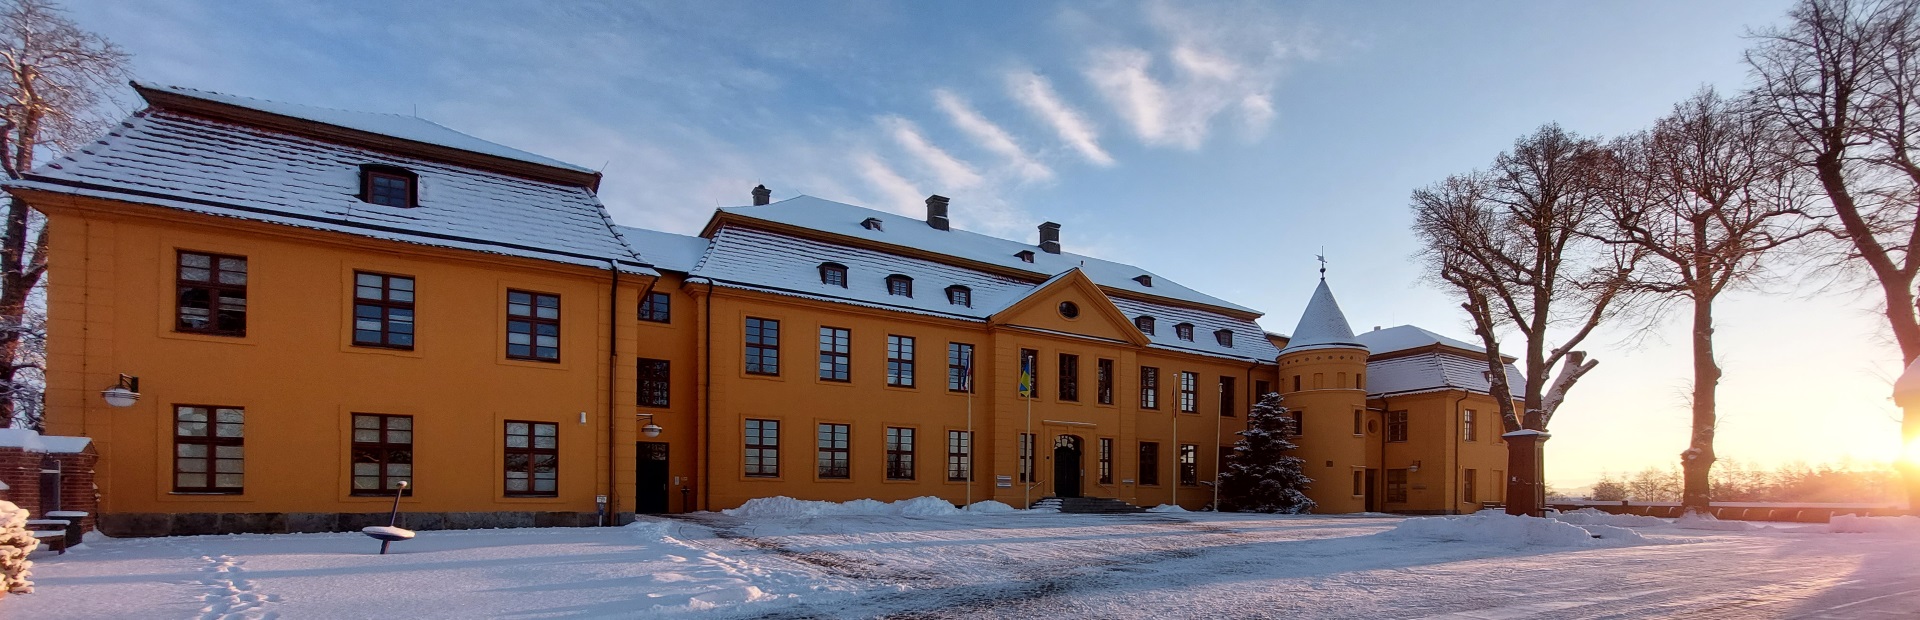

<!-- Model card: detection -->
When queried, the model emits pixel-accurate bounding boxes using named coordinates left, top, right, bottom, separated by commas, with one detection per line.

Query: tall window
left=1140, top=366, right=1160, bottom=409
left=819, top=263, right=848, bottom=288
left=1353, top=410, right=1364, bottom=435
left=887, top=335, right=915, bottom=387
left=506, top=290, right=561, bottom=362
left=1292, top=375, right=1301, bottom=392
left=1179, top=444, right=1198, bottom=486
left=1096, top=359, right=1114, bottom=405
left=1219, top=376, right=1236, bottom=417
left=1352, top=470, right=1365, bottom=496
left=1463, top=469, right=1478, bottom=504
left=1018, top=433, right=1035, bottom=482
left=1463, top=409, right=1477, bottom=442
left=1255, top=380, right=1271, bottom=400
left=947, top=430, right=972, bottom=481
left=1387, top=468, right=1409, bottom=503
left=352, top=272, right=415, bottom=348
left=1288, top=411, right=1305, bottom=436
left=176, top=251, right=248, bottom=336
left=351, top=413, right=412, bottom=495
left=819, top=327, right=851, bottom=382
left=817, top=423, right=850, bottom=478
left=745, top=318, right=780, bottom=375
left=503, top=421, right=558, bottom=497
left=1138, top=442, right=1160, bottom=486
left=886, top=274, right=913, bottom=297
left=1018, top=348, right=1039, bottom=397
left=1058, top=354, right=1079, bottom=401
left=886, top=427, right=915, bottom=480
left=174, top=405, right=244, bottom=493
left=639, top=291, right=671, bottom=323
left=637, top=358, right=670, bottom=408
left=1387, top=410, right=1409, bottom=442
left=947, top=342, right=974, bottom=392
left=1179, top=371, right=1198, bottom=413
left=1098, top=438, right=1113, bottom=484
left=745, top=419, right=780, bottom=477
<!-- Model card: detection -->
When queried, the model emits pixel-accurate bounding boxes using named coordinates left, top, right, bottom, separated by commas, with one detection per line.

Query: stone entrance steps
left=1030, top=496, right=1146, bottom=514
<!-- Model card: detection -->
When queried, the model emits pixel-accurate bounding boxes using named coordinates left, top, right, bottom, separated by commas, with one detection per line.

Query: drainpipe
left=688, top=276, right=715, bottom=511
left=1451, top=391, right=1468, bottom=514
left=604, top=260, right=622, bottom=524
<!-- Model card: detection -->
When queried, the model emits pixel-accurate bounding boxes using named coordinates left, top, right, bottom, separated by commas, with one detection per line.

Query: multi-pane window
left=887, top=335, right=915, bottom=387
left=174, top=405, right=244, bottom=493
left=639, top=292, right=671, bottom=323
left=176, top=251, right=248, bottom=336
left=819, top=327, right=851, bottom=382
left=1179, top=371, right=1198, bottom=413
left=353, top=272, right=415, bottom=348
left=744, top=419, right=780, bottom=477
left=1387, top=410, right=1409, bottom=442
left=506, top=290, right=561, bottom=362
left=947, top=430, right=972, bottom=481
left=1140, top=366, right=1160, bottom=409
left=503, top=421, right=559, bottom=497
left=1219, top=376, right=1236, bottom=417
left=1058, top=354, right=1079, bottom=401
left=351, top=413, right=412, bottom=495
left=1179, top=444, right=1198, bottom=486
left=1289, top=411, right=1305, bottom=436
left=1215, top=329, right=1234, bottom=347
left=1018, top=433, right=1035, bottom=483
left=1353, top=410, right=1365, bottom=435
left=1135, top=316, right=1155, bottom=335
left=1098, top=438, right=1113, bottom=484
left=946, top=285, right=971, bottom=307
left=818, top=423, right=851, bottom=478
left=819, top=263, right=848, bottom=288
left=947, top=342, right=974, bottom=392
left=1255, top=380, right=1271, bottom=399
left=1387, top=468, right=1409, bottom=503
left=366, top=170, right=413, bottom=207
left=1463, top=409, right=1477, bottom=442
left=1463, top=469, right=1478, bottom=504
left=886, top=427, right=915, bottom=480
left=1096, top=359, right=1114, bottom=405
left=1175, top=323, right=1194, bottom=341
left=745, top=318, right=780, bottom=375
left=886, top=274, right=913, bottom=297
left=1018, top=348, right=1039, bottom=397
left=1138, top=442, right=1160, bottom=486
left=637, top=358, right=670, bottom=408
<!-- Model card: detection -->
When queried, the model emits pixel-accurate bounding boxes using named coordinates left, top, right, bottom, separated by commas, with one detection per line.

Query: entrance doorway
left=38, top=456, right=59, bottom=515
left=636, top=442, right=670, bottom=514
left=1365, top=468, right=1378, bottom=513
left=1054, top=435, right=1083, bottom=498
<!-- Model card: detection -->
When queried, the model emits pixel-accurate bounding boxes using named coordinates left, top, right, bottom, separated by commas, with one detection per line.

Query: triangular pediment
left=988, top=268, right=1150, bottom=346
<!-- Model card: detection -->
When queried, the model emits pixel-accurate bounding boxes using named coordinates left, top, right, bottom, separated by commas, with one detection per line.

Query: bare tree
left=1593, top=89, right=1816, bottom=513
left=0, top=0, right=128, bottom=426
left=1412, top=124, right=1639, bottom=516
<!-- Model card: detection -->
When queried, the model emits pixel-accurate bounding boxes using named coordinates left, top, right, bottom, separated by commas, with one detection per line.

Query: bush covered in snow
left=0, top=500, right=33, bottom=595
left=1829, top=514, right=1920, bottom=534
left=723, top=496, right=964, bottom=518
left=1146, top=504, right=1188, bottom=513
left=1552, top=508, right=1667, bottom=528
left=1381, top=512, right=1651, bottom=548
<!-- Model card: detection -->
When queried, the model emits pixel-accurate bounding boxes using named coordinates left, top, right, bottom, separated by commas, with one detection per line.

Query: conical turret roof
left=1280, top=279, right=1368, bottom=354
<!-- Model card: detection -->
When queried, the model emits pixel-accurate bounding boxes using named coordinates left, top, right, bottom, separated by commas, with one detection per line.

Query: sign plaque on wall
left=996, top=475, right=1013, bottom=488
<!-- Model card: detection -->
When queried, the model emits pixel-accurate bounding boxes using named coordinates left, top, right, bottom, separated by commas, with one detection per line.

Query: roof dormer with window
left=359, top=164, right=418, bottom=208
left=1175, top=323, right=1194, bottom=341
left=1136, top=315, right=1155, bottom=335
left=819, top=262, right=848, bottom=288
left=945, top=285, right=971, bottom=307
left=885, top=274, right=913, bottom=297
left=1215, top=329, right=1234, bottom=347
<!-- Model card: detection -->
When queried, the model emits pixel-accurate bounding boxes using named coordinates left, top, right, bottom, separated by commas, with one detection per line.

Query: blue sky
left=68, top=0, right=1902, bottom=491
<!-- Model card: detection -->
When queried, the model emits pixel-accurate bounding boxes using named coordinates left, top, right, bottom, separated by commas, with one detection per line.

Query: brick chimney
left=751, top=184, right=771, bottom=206
left=1039, top=222, right=1061, bottom=254
left=926, top=195, right=950, bottom=231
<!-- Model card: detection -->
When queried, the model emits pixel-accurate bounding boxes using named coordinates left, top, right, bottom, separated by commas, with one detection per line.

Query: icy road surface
left=8, top=510, right=1919, bottom=619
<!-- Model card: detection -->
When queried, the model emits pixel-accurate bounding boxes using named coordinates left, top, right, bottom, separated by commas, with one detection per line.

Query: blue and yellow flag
left=1018, top=355, right=1034, bottom=398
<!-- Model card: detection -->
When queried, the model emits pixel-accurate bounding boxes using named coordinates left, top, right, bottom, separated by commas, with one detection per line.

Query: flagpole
left=1171, top=399, right=1178, bottom=508
left=965, top=358, right=974, bottom=510
left=1025, top=388, right=1033, bottom=509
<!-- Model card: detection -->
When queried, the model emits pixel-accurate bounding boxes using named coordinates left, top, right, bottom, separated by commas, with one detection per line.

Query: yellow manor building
left=7, top=85, right=1524, bottom=536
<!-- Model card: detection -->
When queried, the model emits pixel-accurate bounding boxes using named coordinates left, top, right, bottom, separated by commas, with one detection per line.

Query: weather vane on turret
left=1316, top=248, right=1327, bottom=280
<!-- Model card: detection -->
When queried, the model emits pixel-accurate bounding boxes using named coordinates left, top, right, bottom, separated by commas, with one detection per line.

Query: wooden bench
left=24, top=519, right=70, bottom=555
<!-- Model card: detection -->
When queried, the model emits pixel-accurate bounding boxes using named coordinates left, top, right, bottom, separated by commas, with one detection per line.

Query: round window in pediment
left=1058, top=301, right=1080, bottom=319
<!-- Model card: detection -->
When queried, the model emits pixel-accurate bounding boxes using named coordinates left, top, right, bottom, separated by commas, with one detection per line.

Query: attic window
left=1175, top=323, right=1194, bottom=341
left=861, top=217, right=885, bottom=231
left=946, top=285, right=971, bottom=307
left=1135, top=316, right=1155, bottom=335
left=1015, top=250, right=1035, bottom=263
left=1134, top=275, right=1152, bottom=287
left=1215, top=329, right=1234, bottom=347
left=360, top=165, right=417, bottom=208
left=886, top=274, right=913, bottom=297
left=819, top=262, right=848, bottom=288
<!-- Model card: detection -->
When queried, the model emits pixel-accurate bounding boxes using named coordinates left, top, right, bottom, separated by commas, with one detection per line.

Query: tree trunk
left=1504, top=432, right=1547, bottom=516
left=1681, top=292, right=1720, bottom=514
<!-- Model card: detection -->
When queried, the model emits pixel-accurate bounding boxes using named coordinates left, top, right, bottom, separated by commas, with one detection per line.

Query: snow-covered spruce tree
left=1218, top=393, right=1315, bottom=514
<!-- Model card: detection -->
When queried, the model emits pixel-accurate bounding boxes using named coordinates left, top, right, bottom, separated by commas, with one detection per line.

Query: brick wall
left=0, top=446, right=99, bottom=533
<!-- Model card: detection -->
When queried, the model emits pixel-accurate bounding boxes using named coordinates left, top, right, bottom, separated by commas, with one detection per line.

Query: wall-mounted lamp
left=1408, top=460, right=1422, bottom=473
left=101, top=374, right=140, bottom=408
left=637, top=413, right=663, bottom=438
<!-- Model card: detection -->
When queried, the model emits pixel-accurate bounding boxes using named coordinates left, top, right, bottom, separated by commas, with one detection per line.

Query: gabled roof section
left=988, top=268, right=1151, bottom=347
left=615, top=226, right=710, bottom=274
left=704, top=195, right=1260, bottom=317
left=1367, top=350, right=1527, bottom=399
left=1280, top=279, right=1366, bottom=354
left=1356, top=324, right=1519, bottom=363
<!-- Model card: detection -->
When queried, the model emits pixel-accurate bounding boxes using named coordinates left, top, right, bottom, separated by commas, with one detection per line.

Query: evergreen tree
left=1218, top=393, right=1315, bottom=514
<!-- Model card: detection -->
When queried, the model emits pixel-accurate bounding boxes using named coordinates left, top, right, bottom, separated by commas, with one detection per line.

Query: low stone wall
left=99, top=510, right=625, bottom=538
left=1550, top=502, right=1913, bottom=523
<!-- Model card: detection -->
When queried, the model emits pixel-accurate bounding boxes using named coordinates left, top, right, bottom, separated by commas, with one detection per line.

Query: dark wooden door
left=636, top=442, right=670, bottom=514
left=39, top=456, right=59, bottom=515
left=1053, top=436, right=1082, bottom=498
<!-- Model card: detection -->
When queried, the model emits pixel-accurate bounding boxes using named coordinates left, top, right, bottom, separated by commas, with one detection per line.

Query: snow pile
left=1380, top=512, right=1649, bottom=548
left=723, top=496, right=962, bottom=518
left=965, top=501, right=1016, bottom=514
left=893, top=497, right=965, bottom=517
left=1673, top=512, right=1762, bottom=531
left=1553, top=508, right=1666, bottom=528
left=1829, top=514, right=1920, bottom=534
left=0, top=500, right=32, bottom=594
left=1146, top=504, right=1189, bottom=513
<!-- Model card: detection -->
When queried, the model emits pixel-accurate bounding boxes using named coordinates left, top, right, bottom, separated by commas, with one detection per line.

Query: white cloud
left=880, top=116, right=984, bottom=190
left=1085, top=48, right=1175, bottom=147
left=1008, top=72, right=1114, bottom=166
left=933, top=89, right=1052, bottom=182
left=852, top=151, right=927, bottom=216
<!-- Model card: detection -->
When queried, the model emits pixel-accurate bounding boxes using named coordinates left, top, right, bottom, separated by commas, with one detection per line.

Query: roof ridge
left=135, top=81, right=421, bottom=121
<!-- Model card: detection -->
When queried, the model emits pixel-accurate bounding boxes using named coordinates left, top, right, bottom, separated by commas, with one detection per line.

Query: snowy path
left=7, top=511, right=1919, bottom=618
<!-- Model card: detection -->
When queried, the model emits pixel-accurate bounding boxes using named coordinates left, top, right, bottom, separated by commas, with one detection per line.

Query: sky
left=62, top=0, right=1904, bottom=492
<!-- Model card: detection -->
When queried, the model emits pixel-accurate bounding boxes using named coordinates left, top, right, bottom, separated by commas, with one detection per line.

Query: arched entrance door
left=1054, top=435, right=1083, bottom=498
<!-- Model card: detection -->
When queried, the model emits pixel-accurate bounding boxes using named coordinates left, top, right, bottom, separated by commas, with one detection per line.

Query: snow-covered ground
left=8, top=503, right=1920, bottom=619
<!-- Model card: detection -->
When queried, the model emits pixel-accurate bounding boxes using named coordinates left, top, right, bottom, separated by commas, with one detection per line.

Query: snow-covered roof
left=1366, top=350, right=1526, bottom=399
left=711, top=196, right=1259, bottom=316
left=133, top=83, right=596, bottom=174
left=1354, top=325, right=1486, bottom=356
left=10, top=108, right=652, bottom=276
left=0, top=429, right=92, bottom=453
left=616, top=226, right=710, bottom=273
left=1279, top=279, right=1366, bottom=354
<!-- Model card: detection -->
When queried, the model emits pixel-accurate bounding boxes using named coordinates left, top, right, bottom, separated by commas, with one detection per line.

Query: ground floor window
left=1386, top=468, right=1409, bottom=503
left=947, top=430, right=972, bottom=481
left=1179, top=444, right=1198, bottom=486
left=818, top=423, right=851, bottom=479
left=1138, top=442, right=1159, bottom=486
left=1352, top=469, right=1364, bottom=496
left=174, top=405, right=244, bottom=493
left=887, top=427, right=915, bottom=480
left=1019, top=433, right=1036, bottom=482
left=351, top=413, right=412, bottom=495
left=1463, top=469, right=1477, bottom=504
left=504, top=420, right=558, bottom=496
left=745, top=419, right=780, bottom=477
left=1098, top=438, right=1113, bottom=484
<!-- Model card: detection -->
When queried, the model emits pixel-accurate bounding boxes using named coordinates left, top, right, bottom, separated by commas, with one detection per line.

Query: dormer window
left=819, top=262, right=848, bottom=288
left=886, top=274, right=913, bottom=297
left=1015, top=250, right=1035, bottom=263
left=1134, top=275, right=1153, bottom=287
left=1175, top=323, right=1194, bottom=341
left=360, top=164, right=417, bottom=208
left=861, top=217, right=885, bottom=231
left=946, top=285, right=971, bottom=307
left=1215, top=329, right=1234, bottom=347
left=1135, top=316, right=1155, bottom=335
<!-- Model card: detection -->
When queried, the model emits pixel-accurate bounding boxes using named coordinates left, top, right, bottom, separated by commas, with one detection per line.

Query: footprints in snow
left=194, top=553, right=280, bottom=620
